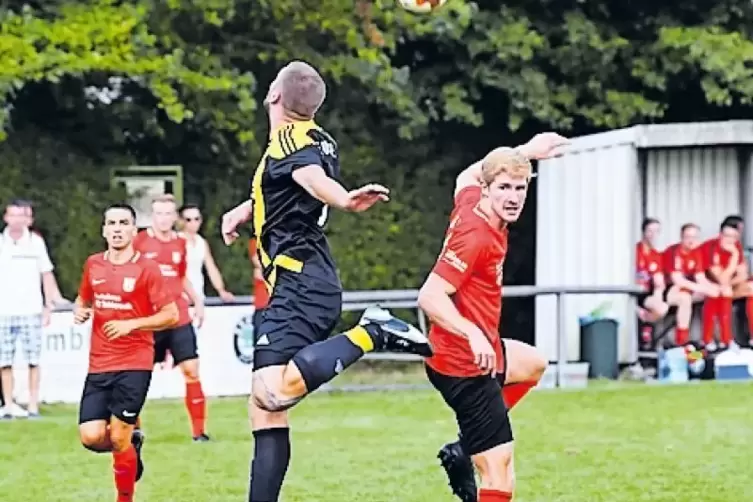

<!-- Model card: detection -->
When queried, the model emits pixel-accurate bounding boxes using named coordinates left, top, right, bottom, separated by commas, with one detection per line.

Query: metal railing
left=56, top=285, right=645, bottom=388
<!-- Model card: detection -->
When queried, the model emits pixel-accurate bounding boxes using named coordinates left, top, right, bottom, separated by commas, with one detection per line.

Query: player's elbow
left=418, top=284, right=440, bottom=318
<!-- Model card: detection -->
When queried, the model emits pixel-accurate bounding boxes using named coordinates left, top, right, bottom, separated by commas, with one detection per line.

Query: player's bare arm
left=203, top=241, right=235, bottom=301
left=73, top=295, right=92, bottom=324
left=693, top=271, right=720, bottom=297
left=182, top=276, right=205, bottom=327
left=454, top=133, right=569, bottom=195
left=418, top=273, right=496, bottom=373
left=291, top=165, right=389, bottom=212
left=221, top=199, right=253, bottom=245
left=103, top=302, right=179, bottom=341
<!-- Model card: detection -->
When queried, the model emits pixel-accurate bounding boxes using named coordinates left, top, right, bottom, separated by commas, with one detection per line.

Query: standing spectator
left=635, top=218, right=669, bottom=348
left=663, top=223, right=718, bottom=346
left=179, top=204, right=235, bottom=302
left=0, top=200, right=59, bottom=418
left=700, top=219, right=743, bottom=350
left=248, top=237, right=270, bottom=333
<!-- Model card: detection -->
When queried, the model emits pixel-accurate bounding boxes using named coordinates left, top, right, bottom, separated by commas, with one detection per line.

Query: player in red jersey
left=75, top=204, right=178, bottom=502
left=133, top=194, right=209, bottom=442
left=635, top=218, right=669, bottom=347
left=699, top=219, right=743, bottom=349
left=417, top=133, right=567, bottom=502
left=722, top=215, right=753, bottom=346
left=662, top=223, right=718, bottom=346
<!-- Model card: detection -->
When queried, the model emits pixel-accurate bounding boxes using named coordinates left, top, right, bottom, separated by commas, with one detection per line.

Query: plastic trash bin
left=579, top=318, right=619, bottom=379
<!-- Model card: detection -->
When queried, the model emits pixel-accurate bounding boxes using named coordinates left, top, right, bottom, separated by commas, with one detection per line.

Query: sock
left=249, top=428, right=291, bottom=502
left=746, top=297, right=753, bottom=341
left=479, top=488, right=512, bottom=502
left=113, top=446, right=137, bottom=501
left=719, top=297, right=733, bottom=345
left=185, top=380, right=206, bottom=437
left=502, top=381, right=536, bottom=410
left=291, top=326, right=378, bottom=393
left=675, top=327, right=690, bottom=346
left=701, top=298, right=719, bottom=344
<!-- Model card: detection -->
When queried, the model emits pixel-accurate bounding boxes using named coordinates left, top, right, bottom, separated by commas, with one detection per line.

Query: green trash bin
left=579, top=318, right=619, bottom=379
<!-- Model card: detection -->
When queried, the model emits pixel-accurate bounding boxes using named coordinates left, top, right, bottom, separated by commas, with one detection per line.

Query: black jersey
left=251, top=120, right=341, bottom=289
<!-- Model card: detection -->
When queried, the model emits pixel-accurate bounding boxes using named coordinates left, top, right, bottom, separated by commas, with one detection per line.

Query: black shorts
left=154, top=322, right=198, bottom=365
left=78, top=370, right=152, bottom=425
left=426, top=365, right=513, bottom=456
left=253, top=270, right=342, bottom=370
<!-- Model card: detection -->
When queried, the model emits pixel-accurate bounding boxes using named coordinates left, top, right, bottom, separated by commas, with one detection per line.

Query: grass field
left=1, top=381, right=752, bottom=502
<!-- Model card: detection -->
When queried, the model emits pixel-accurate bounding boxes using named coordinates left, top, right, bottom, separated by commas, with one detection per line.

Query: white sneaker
left=358, top=306, right=433, bottom=357
left=9, top=402, right=28, bottom=418
left=0, top=406, right=11, bottom=419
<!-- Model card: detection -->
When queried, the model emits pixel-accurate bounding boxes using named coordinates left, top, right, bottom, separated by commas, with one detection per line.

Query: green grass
left=1, top=382, right=753, bottom=501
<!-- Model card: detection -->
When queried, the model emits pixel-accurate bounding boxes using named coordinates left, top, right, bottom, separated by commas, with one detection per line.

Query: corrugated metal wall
left=535, top=141, right=638, bottom=362
left=645, top=148, right=742, bottom=249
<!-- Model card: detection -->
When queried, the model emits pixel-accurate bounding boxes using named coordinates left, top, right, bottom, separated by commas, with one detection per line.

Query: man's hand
left=218, top=290, right=235, bottom=302
left=193, top=303, right=205, bottom=328
left=720, top=284, right=734, bottom=297
left=222, top=202, right=252, bottom=245
left=467, top=328, right=496, bottom=374
left=703, top=283, right=721, bottom=298
left=517, top=133, right=570, bottom=160
left=73, top=305, right=92, bottom=325
left=345, top=184, right=390, bottom=212
left=103, top=319, right=138, bottom=340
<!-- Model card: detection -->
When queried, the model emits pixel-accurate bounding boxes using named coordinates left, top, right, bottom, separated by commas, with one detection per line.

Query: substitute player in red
left=418, top=133, right=567, bottom=502
left=635, top=218, right=670, bottom=348
left=663, top=223, right=718, bottom=346
left=134, top=194, right=209, bottom=441
left=699, top=219, right=743, bottom=350
left=75, top=203, right=178, bottom=502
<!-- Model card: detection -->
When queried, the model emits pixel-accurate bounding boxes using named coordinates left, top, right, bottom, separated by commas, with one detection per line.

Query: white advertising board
left=11, top=305, right=257, bottom=405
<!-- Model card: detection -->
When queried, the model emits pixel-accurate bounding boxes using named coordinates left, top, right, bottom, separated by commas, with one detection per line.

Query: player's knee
left=678, top=291, right=692, bottom=308
left=530, top=350, right=547, bottom=381
left=473, top=443, right=515, bottom=493
left=79, top=426, right=107, bottom=452
left=179, top=360, right=200, bottom=381
left=251, top=371, right=295, bottom=412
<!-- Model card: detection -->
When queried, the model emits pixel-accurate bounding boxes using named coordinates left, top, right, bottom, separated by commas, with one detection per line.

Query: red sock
left=701, top=298, right=719, bottom=344
left=113, top=446, right=137, bottom=501
left=746, top=297, right=753, bottom=341
left=502, top=381, right=536, bottom=410
left=185, top=380, right=206, bottom=437
left=479, top=488, right=512, bottom=502
left=719, top=297, right=733, bottom=345
left=675, top=327, right=689, bottom=345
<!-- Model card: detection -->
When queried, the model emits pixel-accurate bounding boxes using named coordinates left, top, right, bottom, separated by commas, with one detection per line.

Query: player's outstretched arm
left=292, top=165, right=389, bottom=212
left=454, top=132, right=569, bottom=196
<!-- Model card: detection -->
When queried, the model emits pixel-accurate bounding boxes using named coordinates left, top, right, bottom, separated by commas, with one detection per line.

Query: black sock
left=249, top=428, right=291, bottom=502
left=291, top=325, right=379, bottom=392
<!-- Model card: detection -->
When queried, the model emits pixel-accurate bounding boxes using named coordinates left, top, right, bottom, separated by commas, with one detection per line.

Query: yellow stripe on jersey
left=267, top=120, right=319, bottom=159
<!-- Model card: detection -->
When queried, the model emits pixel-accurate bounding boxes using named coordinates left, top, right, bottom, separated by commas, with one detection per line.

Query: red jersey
left=663, top=243, right=703, bottom=282
left=700, top=238, right=740, bottom=272
left=425, top=186, right=508, bottom=378
left=635, top=242, right=662, bottom=290
left=249, top=238, right=270, bottom=309
left=78, top=251, right=172, bottom=373
left=134, top=229, right=191, bottom=326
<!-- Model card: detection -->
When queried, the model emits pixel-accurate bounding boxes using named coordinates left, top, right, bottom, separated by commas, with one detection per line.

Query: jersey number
left=317, top=205, right=330, bottom=227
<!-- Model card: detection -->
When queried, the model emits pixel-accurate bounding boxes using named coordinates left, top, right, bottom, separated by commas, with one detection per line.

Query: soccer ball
left=398, top=0, right=448, bottom=14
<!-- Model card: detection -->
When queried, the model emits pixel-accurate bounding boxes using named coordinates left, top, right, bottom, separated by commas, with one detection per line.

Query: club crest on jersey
left=172, top=251, right=182, bottom=264
left=122, top=277, right=136, bottom=292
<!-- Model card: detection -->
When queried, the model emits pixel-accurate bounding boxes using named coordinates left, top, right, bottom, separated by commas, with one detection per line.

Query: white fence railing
left=51, top=285, right=644, bottom=390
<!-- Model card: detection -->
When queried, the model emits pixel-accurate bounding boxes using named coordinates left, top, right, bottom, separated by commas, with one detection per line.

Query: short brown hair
left=680, top=223, right=699, bottom=235
left=279, top=61, right=326, bottom=119
left=152, top=193, right=177, bottom=205
left=480, top=147, right=533, bottom=185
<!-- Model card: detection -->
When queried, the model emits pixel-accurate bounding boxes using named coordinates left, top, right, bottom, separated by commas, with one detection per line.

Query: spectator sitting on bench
left=722, top=215, right=753, bottom=347
left=700, top=219, right=743, bottom=351
left=663, top=223, right=718, bottom=347
left=636, top=218, right=669, bottom=348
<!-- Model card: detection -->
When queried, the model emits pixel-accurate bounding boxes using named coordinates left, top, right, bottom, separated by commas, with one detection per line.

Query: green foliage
left=4, top=0, right=753, bottom=297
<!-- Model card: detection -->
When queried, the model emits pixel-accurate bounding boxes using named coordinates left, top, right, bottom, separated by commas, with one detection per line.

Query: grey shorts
left=0, top=315, right=43, bottom=367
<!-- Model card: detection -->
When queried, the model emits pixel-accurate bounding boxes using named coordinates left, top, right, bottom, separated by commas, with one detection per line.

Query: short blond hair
left=278, top=61, right=326, bottom=119
left=480, top=147, right=533, bottom=185
left=152, top=193, right=177, bottom=205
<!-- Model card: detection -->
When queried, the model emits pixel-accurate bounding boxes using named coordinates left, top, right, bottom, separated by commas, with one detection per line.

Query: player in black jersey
left=222, top=61, right=433, bottom=502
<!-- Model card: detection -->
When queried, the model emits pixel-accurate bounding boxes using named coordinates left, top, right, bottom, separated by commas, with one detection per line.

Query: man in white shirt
left=0, top=200, right=59, bottom=418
